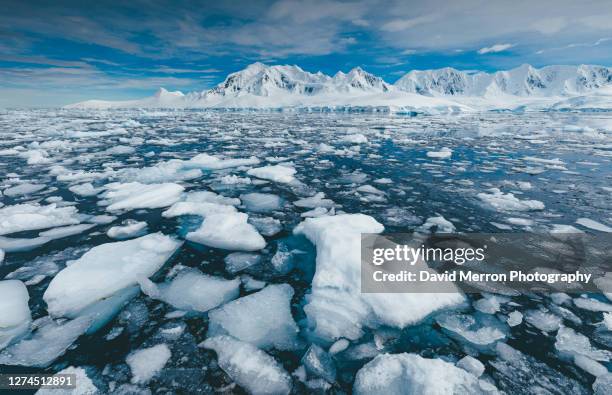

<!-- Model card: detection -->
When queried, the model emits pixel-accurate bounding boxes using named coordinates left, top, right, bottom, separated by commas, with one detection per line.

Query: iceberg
left=294, top=214, right=464, bottom=342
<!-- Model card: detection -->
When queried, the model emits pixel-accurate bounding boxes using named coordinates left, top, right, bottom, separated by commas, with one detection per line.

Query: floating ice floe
left=0, top=315, right=91, bottom=367
left=247, top=164, right=296, bottom=183
left=457, top=355, right=485, bottom=377
left=0, top=280, right=32, bottom=350
left=107, top=220, right=148, bottom=239
left=575, top=218, right=612, bottom=233
left=294, top=214, right=464, bottom=342
left=477, top=188, right=544, bottom=212
left=3, top=183, right=45, bottom=197
left=294, top=192, right=335, bottom=209
left=0, top=203, right=81, bottom=235
left=44, top=233, right=182, bottom=318
left=241, top=192, right=283, bottom=212
left=427, top=147, right=453, bottom=159
left=417, top=215, right=456, bottom=233
left=555, top=326, right=612, bottom=362
left=68, top=182, right=100, bottom=197
left=186, top=212, right=266, bottom=251
left=184, top=153, right=260, bottom=170
left=140, top=268, right=239, bottom=313
left=38, top=224, right=95, bottom=240
left=340, top=134, right=368, bottom=144
left=101, top=182, right=184, bottom=212
left=118, top=159, right=202, bottom=184
left=225, top=252, right=262, bottom=273
left=353, top=353, right=495, bottom=394
left=202, top=335, right=292, bottom=395
left=126, top=343, right=172, bottom=384
left=36, top=366, right=99, bottom=395
left=436, top=312, right=507, bottom=351
left=524, top=309, right=562, bottom=332
left=208, top=284, right=300, bottom=350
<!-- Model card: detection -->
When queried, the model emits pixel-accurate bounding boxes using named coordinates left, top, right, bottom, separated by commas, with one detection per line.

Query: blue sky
left=2, top=0, right=612, bottom=107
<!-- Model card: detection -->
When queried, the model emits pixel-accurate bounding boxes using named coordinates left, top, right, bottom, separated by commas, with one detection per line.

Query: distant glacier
left=67, top=62, right=612, bottom=112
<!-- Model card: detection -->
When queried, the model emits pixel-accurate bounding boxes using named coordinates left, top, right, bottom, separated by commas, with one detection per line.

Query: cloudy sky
left=2, top=0, right=612, bottom=106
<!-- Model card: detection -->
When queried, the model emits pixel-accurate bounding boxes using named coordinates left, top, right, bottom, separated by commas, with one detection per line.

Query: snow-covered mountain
left=66, top=63, right=612, bottom=112
left=394, top=64, right=612, bottom=97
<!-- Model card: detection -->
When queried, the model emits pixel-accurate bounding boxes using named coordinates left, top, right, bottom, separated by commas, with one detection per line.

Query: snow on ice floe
left=100, top=182, right=184, bottom=212
left=202, top=335, right=292, bottom=395
left=555, top=326, right=612, bottom=362
left=208, top=284, right=300, bottom=350
left=477, top=188, right=544, bottom=212
left=247, top=164, right=297, bottom=184
left=353, top=353, right=496, bottom=395
left=140, top=268, right=239, bottom=313
left=293, top=192, right=335, bottom=209
left=0, top=280, right=32, bottom=350
left=241, top=192, right=283, bottom=212
left=294, top=214, right=464, bottom=342
left=0, top=203, right=81, bottom=235
left=43, top=233, right=182, bottom=318
left=68, top=182, right=100, bottom=197
left=126, top=343, right=172, bottom=384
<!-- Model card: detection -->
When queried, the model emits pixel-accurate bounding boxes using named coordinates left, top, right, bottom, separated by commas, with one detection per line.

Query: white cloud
left=478, top=43, right=514, bottom=54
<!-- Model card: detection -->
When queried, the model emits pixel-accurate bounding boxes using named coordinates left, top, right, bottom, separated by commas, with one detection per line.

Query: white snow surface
left=247, top=165, right=297, bottom=184
left=43, top=233, right=182, bottom=317
left=101, top=182, right=184, bottom=212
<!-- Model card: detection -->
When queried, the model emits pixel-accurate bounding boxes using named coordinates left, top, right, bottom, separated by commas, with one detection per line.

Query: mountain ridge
left=66, top=63, right=612, bottom=112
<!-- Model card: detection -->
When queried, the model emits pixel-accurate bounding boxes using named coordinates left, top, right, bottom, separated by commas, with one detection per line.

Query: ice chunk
left=142, top=268, right=239, bottom=313
left=576, top=218, right=612, bottom=233
left=44, top=233, right=181, bottom=317
left=340, top=133, right=368, bottom=144
left=593, top=373, right=612, bottom=394
left=457, top=355, right=485, bottom=377
left=0, top=203, right=81, bottom=235
left=477, top=188, right=544, bottom=212
left=249, top=216, right=282, bottom=236
left=354, top=353, right=492, bottom=395
left=126, top=343, right=171, bottom=384
left=247, top=165, right=296, bottom=183
left=3, top=183, right=45, bottom=197
left=574, top=355, right=608, bottom=377
left=329, top=338, right=350, bottom=355
left=225, top=252, right=262, bottom=273
left=426, top=147, right=453, bottom=159
left=186, top=212, right=265, bottom=251
left=294, top=214, right=463, bottom=342
left=0, top=315, right=91, bottom=367
left=185, top=153, right=260, bottom=170
left=417, top=215, right=456, bottom=233
left=107, top=220, right=148, bottom=239
left=524, top=309, right=562, bottom=332
left=574, top=297, right=612, bottom=312
left=0, top=280, right=32, bottom=349
left=69, top=183, right=100, bottom=197
left=101, top=182, right=184, bottom=212
left=241, top=192, right=283, bottom=212
left=39, top=224, right=95, bottom=240
left=302, top=344, right=336, bottom=382
left=507, top=311, right=523, bottom=327
left=36, top=366, right=98, bottom=395
left=555, top=326, right=612, bottom=362
left=294, top=192, right=335, bottom=209
left=0, top=235, right=52, bottom=252
left=208, top=284, right=299, bottom=350
left=202, top=335, right=292, bottom=395
left=436, top=312, right=506, bottom=349
left=118, top=159, right=202, bottom=183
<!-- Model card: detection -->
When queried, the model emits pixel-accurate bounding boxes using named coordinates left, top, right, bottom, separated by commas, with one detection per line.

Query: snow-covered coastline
left=66, top=62, right=612, bottom=113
